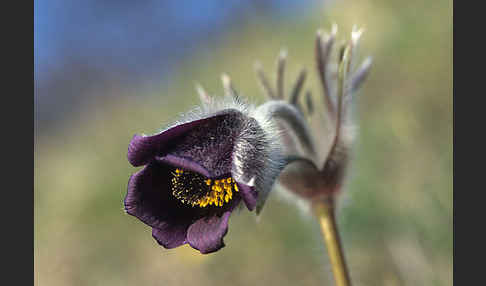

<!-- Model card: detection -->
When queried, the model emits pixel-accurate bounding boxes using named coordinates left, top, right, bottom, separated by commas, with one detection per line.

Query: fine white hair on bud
left=170, top=78, right=286, bottom=214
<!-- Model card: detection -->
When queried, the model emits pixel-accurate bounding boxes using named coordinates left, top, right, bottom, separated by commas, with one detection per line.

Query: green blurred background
left=35, top=0, right=452, bottom=285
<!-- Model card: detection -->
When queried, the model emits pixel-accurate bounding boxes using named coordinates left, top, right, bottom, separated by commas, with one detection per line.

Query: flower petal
left=128, top=116, right=228, bottom=167
left=236, top=182, right=258, bottom=211
left=152, top=224, right=188, bottom=249
left=186, top=211, right=232, bottom=254
left=168, top=111, right=246, bottom=178
left=124, top=162, right=196, bottom=230
left=156, top=155, right=211, bottom=178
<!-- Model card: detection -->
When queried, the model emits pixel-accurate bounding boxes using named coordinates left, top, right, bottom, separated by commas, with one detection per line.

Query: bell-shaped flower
left=124, top=82, right=283, bottom=254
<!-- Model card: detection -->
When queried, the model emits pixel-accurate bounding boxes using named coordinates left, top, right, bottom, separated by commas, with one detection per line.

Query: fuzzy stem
left=314, top=199, right=352, bottom=286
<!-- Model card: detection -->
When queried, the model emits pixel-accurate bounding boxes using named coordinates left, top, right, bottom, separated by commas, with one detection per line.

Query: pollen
left=170, top=168, right=238, bottom=208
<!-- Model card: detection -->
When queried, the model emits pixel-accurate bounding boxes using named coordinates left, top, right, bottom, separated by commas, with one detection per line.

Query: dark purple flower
left=125, top=97, right=283, bottom=254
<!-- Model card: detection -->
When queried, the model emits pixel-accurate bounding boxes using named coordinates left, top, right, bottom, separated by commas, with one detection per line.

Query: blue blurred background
left=35, top=0, right=452, bottom=285
left=35, top=0, right=317, bottom=133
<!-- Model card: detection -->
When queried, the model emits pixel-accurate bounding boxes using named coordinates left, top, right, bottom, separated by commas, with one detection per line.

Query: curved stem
left=313, top=199, right=352, bottom=286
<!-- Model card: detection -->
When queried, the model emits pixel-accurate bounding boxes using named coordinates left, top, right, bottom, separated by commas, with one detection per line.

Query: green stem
left=314, top=199, right=352, bottom=286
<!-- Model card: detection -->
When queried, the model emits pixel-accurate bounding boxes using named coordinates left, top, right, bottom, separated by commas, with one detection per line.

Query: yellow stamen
left=193, top=177, right=237, bottom=208
left=171, top=168, right=238, bottom=208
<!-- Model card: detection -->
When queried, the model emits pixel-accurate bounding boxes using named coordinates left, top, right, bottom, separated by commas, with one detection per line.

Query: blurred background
left=34, top=0, right=452, bottom=285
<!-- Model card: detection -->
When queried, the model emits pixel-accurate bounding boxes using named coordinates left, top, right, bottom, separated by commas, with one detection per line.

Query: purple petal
left=167, top=111, right=245, bottom=178
left=236, top=182, right=258, bottom=211
left=187, top=211, right=232, bottom=254
left=124, top=162, right=196, bottom=230
left=128, top=115, right=228, bottom=167
left=156, top=155, right=211, bottom=178
left=152, top=224, right=188, bottom=249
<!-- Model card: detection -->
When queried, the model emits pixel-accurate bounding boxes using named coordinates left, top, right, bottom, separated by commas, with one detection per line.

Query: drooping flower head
left=124, top=80, right=283, bottom=254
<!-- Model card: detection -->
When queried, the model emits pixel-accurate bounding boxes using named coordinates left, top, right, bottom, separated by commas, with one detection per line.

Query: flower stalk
left=254, top=25, right=371, bottom=286
left=313, top=198, right=351, bottom=286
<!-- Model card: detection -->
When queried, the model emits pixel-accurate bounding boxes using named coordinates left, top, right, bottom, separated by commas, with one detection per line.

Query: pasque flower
left=123, top=27, right=372, bottom=286
left=124, top=77, right=283, bottom=254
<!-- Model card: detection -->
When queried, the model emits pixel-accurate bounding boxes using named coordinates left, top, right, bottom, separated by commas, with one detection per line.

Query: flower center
left=170, top=168, right=239, bottom=208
